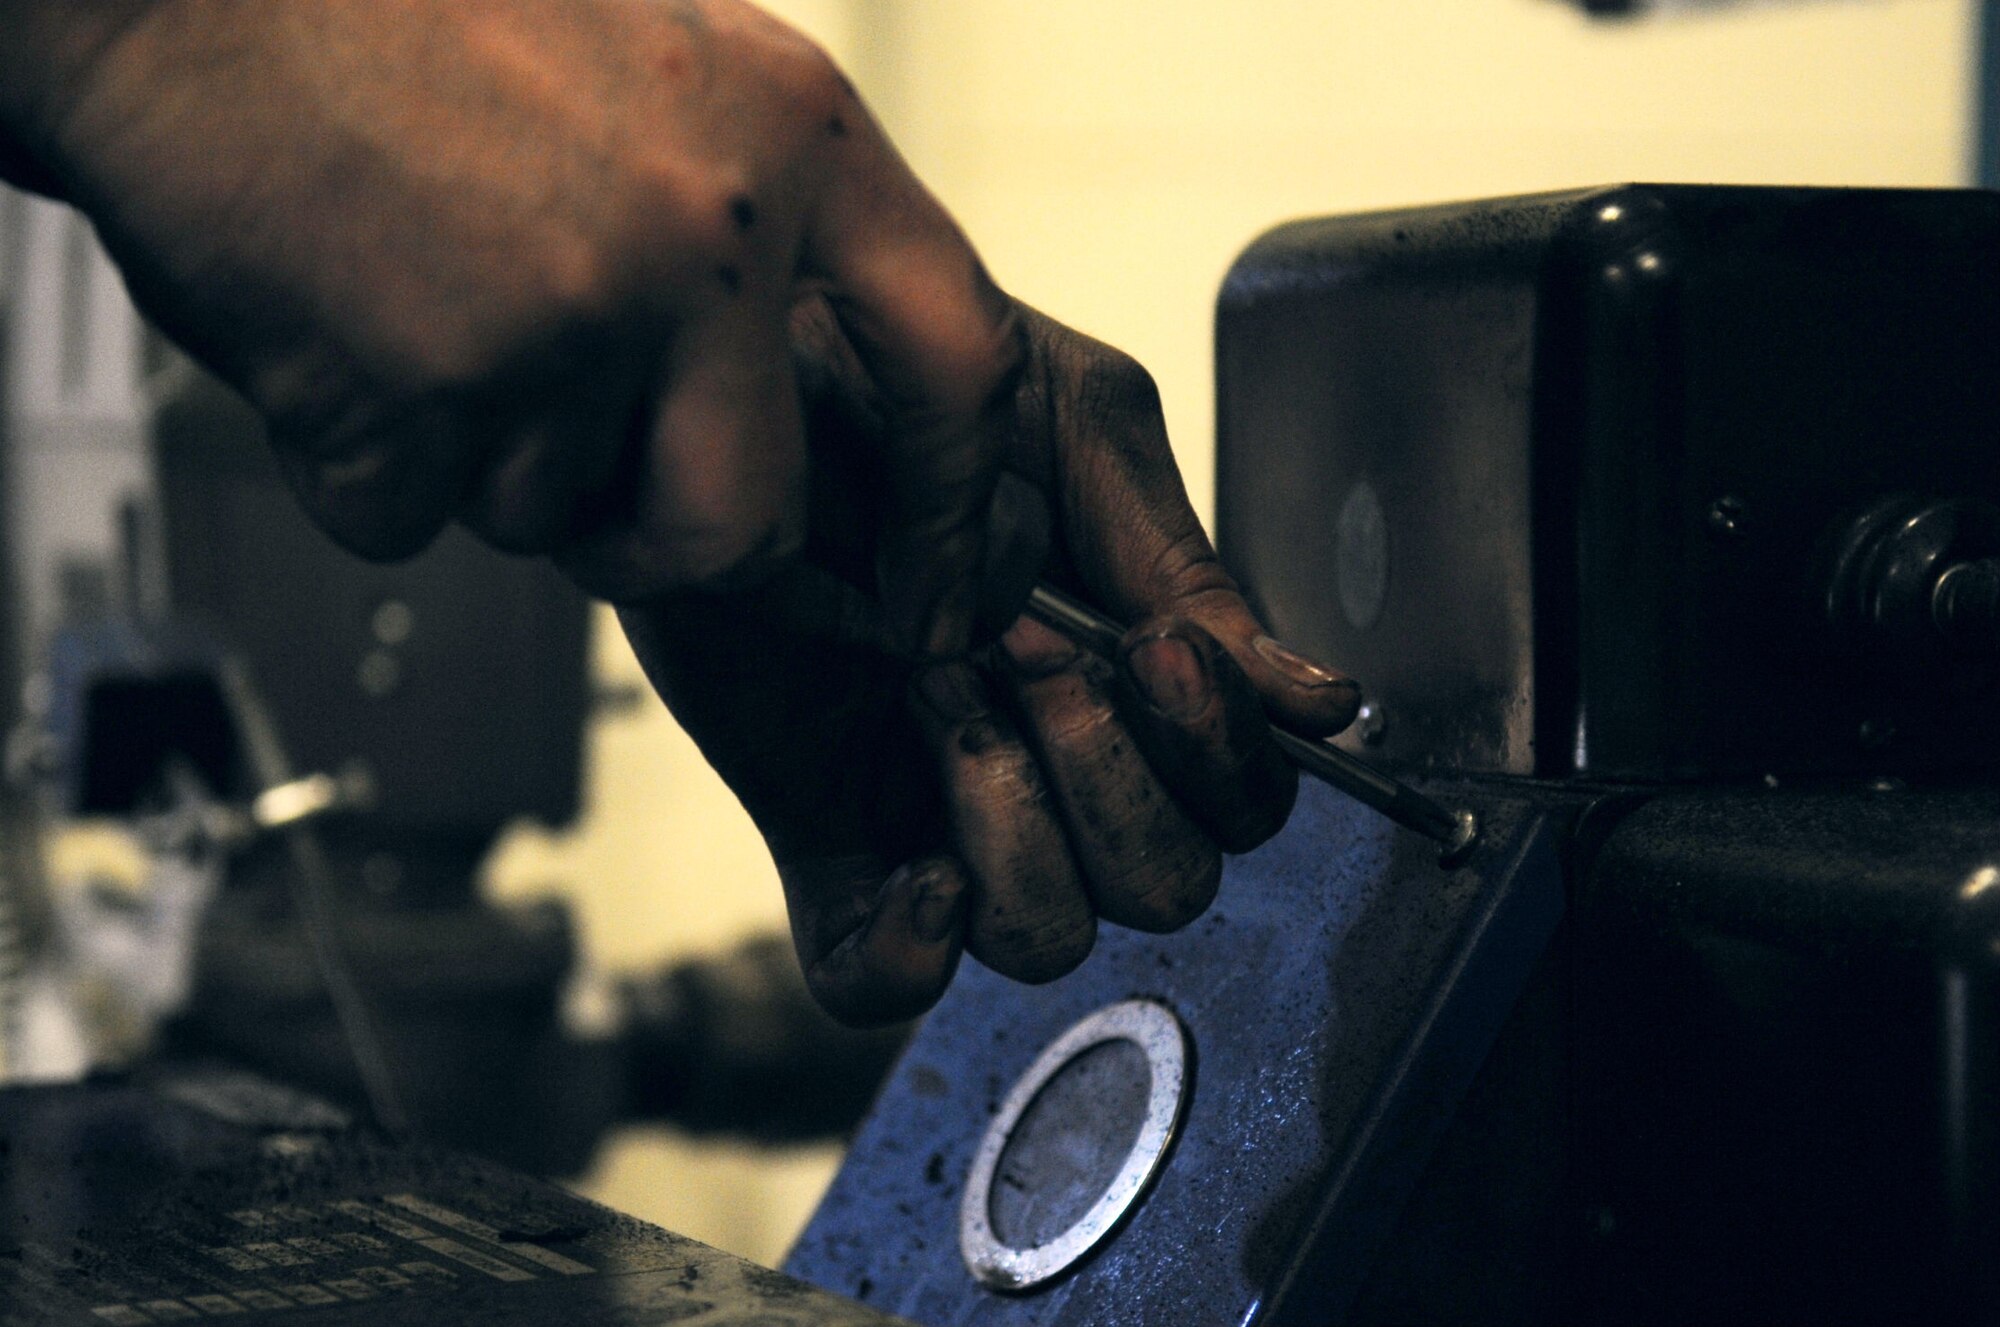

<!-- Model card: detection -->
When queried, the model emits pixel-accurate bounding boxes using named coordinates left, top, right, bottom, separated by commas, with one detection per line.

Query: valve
left=1824, top=495, right=2000, bottom=677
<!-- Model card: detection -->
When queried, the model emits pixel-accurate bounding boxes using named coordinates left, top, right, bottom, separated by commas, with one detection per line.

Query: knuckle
left=881, top=295, right=1024, bottom=439
left=623, top=150, right=744, bottom=263
left=957, top=741, right=1047, bottom=812
left=1035, top=690, right=1119, bottom=751
left=726, top=5, right=848, bottom=118
left=1073, top=343, right=1163, bottom=423
left=943, top=300, right=1029, bottom=426
left=1142, top=533, right=1243, bottom=613
left=530, top=226, right=622, bottom=328
left=769, top=36, right=847, bottom=116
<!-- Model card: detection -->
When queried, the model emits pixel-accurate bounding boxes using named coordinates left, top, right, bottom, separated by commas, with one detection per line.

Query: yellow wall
left=876, top=0, right=1974, bottom=519
left=487, top=0, right=1975, bottom=1268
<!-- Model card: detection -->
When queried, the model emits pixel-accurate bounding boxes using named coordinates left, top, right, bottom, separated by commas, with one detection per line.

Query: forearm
left=0, top=1, right=154, bottom=193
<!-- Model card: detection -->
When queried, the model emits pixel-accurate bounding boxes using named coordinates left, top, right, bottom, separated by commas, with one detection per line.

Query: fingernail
left=907, top=865, right=966, bottom=944
left=913, top=664, right=988, bottom=725
left=1253, top=635, right=1359, bottom=696
left=1126, top=631, right=1209, bottom=721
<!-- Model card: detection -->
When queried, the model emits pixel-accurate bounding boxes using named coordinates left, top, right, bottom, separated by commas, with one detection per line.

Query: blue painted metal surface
left=786, top=779, right=1569, bottom=1326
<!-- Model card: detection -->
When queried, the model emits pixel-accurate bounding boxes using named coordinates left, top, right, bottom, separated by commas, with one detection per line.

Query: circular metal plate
left=959, top=999, right=1189, bottom=1292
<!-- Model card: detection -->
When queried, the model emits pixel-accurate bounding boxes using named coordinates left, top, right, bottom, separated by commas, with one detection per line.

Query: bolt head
left=1354, top=702, right=1387, bottom=746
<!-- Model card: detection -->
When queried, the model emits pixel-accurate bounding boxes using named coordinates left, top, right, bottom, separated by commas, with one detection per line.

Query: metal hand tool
left=1025, top=583, right=1481, bottom=864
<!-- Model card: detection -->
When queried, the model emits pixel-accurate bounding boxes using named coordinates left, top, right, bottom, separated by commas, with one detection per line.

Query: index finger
left=1017, top=308, right=1361, bottom=737
left=802, top=84, right=1026, bottom=659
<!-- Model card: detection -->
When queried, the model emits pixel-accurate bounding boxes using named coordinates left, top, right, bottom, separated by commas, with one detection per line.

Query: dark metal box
left=1216, top=185, right=2000, bottom=781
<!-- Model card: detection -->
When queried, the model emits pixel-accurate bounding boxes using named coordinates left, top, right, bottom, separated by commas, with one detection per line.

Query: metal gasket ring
left=958, top=998, right=1190, bottom=1292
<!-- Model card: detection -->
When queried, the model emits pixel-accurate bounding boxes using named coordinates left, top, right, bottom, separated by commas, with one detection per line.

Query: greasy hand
left=3, top=0, right=1017, bottom=648
left=0, top=0, right=1359, bottom=1023
left=621, top=306, right=1361, bottom=1024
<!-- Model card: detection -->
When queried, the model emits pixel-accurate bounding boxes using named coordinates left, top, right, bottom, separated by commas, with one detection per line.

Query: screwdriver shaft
left=1024, top=584, right=1478, bottom=859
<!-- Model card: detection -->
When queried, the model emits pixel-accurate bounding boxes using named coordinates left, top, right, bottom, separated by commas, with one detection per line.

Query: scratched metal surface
left=0, top=1070, right=909, bottom=1326
left=787, top=779, right=1559, bottom=1327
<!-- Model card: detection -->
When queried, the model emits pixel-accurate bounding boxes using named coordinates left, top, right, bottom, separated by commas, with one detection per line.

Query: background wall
left=485, top=0, right=1977, bottom=1267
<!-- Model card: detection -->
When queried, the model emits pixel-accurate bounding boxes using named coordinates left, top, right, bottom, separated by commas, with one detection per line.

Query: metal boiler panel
left=788, top=780, right=1567, bottom=1326
left=1216, top=185, right=2000, bottom=783
left=791, top=187, right=2000, bottom=1324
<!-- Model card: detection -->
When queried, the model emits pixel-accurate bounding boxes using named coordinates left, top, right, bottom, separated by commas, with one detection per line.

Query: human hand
left=0, top=0, right=1021, bottom=652
left=620, top=304, right=1362, bottom=1024
left=0, top=1, right=1360, bottom=1024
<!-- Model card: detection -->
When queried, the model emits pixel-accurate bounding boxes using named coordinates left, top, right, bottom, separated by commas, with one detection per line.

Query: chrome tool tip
left=1438, top=809, right=1481, bottom=868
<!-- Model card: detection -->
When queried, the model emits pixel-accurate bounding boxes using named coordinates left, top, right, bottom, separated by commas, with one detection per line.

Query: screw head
left=1355, top=702, right=1387, bottom=746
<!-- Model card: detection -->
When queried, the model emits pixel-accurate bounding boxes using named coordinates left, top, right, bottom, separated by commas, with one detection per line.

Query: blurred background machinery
left=791, top=179, right=2000, bottom=1325
left=15, top=178, right=2000, bottom=1326
left=0, top=0, right=1991, bottom=1295
left=0, top=192, right=904, bottom=1195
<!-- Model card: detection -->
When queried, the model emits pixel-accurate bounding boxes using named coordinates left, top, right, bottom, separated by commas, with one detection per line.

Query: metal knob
left=1825, top=495, right=2000, bottom=672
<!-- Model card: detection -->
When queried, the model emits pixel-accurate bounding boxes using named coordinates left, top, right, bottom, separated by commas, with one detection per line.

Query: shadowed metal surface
left=787, top=778, right=1568, bottom=1326
left=0, top=1070, right=910, bottom=1326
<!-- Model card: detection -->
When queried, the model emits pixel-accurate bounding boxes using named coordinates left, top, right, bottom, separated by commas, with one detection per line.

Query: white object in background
left=0, top=189, right=169, bottom=1085
left=1, top=193, right=155, bottom=663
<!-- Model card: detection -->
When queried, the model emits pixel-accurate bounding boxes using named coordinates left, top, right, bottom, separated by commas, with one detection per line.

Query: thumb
left=787, top=854, right=969, bottom=1027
